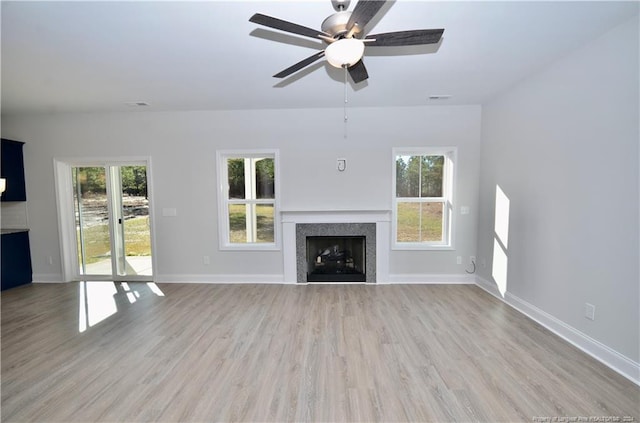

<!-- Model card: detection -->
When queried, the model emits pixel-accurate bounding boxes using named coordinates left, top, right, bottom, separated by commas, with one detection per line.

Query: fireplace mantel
left=281, top=209, right=391, bottom=283
left=282, top=209, right=391, bottom=223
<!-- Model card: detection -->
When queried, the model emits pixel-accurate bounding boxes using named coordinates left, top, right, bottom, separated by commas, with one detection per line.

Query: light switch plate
left=585, top=303, right=595, bottom=321
left=162, top=208, right=177, bottom=217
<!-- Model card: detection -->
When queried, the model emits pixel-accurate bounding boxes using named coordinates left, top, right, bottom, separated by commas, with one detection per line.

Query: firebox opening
left=306, top=236, right=366, bottom=282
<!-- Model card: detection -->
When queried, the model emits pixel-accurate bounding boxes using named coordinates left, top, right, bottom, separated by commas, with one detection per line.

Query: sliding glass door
left=72, top=164, right=152, bottom=279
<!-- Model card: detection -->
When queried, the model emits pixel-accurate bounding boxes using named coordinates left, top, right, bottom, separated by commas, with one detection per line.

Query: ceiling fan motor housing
left=321, top=11, right=362, bottom=38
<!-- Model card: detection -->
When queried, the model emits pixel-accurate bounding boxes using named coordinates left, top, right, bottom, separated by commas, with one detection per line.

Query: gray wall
left=476, top=16, right=639, bottom=362
left=1, top=105, right=481, bottom=282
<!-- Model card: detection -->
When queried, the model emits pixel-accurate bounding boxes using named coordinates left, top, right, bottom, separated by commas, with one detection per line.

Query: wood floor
left=2, top=283, right=638, bottom=422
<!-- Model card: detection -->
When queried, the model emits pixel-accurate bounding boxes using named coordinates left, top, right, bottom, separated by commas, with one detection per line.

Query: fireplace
left=281, top=210, right=390, bottom=283
left=306, top=236, right=366, bottom=282
left=295, top=222, right=377, bottom=283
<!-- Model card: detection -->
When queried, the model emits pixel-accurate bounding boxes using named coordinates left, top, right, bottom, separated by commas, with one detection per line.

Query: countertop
left=1, top=229, right=29, bottom=235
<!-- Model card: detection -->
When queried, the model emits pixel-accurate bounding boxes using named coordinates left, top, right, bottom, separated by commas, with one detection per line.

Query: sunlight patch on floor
left=147, top=282, right=165, bottom=296
left=79, top=282, right=118, bottom=332
left=78, top=281, right=166, bottom=332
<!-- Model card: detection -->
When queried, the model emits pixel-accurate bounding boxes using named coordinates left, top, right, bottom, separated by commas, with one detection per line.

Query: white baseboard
left=475, top=276, right=640, bottom=386
left=32, top=273, right=65, bottom=283
left=386, top=273, right=476, bottom=284
left=31, top=273, right=475, bottom=285
left=153, top=274, right=287, bottom=284
left=33, top=275, right=152, bottom=283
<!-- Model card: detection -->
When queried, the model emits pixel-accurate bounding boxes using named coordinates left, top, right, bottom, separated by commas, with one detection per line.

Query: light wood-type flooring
left=2, top=283, right=639, bottom=422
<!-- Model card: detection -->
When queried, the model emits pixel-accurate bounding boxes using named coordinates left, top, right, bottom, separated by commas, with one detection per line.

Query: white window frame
left=392, top=147, right=456, bottom=250
left=216, top=149, right=280, bottom=251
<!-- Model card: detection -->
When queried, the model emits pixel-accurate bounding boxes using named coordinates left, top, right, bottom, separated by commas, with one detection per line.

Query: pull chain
left=343, top=65, right=348, bottom=139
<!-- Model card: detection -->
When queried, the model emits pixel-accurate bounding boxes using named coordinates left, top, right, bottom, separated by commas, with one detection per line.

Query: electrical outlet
left=203, top=256, right=210, bottom=265
left=585, top=303, right=595, bottom=321
left=470, top=256, right=476, bottom=265
left=47, top=256, right=53, bottom=265
left=456, top=256, right=462, bottom=265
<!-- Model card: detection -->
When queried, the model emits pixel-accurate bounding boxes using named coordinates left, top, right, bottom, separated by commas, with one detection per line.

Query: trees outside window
left=74, top=165, right=147, bottom=197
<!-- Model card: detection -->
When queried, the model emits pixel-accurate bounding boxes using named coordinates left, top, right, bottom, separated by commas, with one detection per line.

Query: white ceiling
left=1, top=1, right=638, bottom=115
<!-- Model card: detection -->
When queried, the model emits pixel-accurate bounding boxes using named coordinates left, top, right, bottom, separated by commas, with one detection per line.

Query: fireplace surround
left=281, top=210, right=391, bottom=283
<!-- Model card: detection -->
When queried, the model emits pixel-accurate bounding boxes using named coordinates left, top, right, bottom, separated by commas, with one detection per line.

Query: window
left=217, top=150, right=279, bottom=250
left=392, top=148, right=456, bottom=249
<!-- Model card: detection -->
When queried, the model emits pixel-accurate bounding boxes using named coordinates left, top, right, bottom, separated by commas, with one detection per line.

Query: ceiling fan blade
left=347, top=1, right=386, bottom=33
left=250, top=13, right=329, bottom=40
left=273, top=51, right=326, bottom=78
left=348, top=59, right=369, bottom=83
left=365, top=29, right=444, bottom=46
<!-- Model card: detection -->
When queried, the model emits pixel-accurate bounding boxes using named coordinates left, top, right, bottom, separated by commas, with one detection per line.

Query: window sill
left=392, top=243, right=454, bottom=251
left=219, top=243, right=281, bottom=252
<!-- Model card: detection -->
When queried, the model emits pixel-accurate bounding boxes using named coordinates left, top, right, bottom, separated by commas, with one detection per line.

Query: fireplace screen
left=306, top=236, right=366, bottom=282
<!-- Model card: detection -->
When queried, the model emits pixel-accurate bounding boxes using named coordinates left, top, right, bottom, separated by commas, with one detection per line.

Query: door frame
left=54, top=156, right=157, bottom=282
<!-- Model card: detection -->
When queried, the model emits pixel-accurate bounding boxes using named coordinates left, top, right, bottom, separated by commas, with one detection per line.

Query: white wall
left=477, top=15, right=639, bottom=366
left=1, top=105, right=481, bottom=282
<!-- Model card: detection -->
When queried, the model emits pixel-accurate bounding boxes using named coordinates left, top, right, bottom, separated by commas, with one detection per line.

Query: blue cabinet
left=1, top=139, right=27, bottom=202
left=1, top=231, right=33, bottom=291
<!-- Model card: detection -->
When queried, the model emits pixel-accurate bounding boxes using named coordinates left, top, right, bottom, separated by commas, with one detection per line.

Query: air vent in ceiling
left=125, top=101, right=150, bottom=107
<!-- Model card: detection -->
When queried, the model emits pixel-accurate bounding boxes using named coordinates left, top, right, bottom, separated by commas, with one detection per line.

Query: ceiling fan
left=249, top=0, right=444, bottom=83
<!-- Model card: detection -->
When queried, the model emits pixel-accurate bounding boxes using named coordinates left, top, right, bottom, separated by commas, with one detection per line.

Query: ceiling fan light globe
left=325, top=38, right=365, bottom=68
